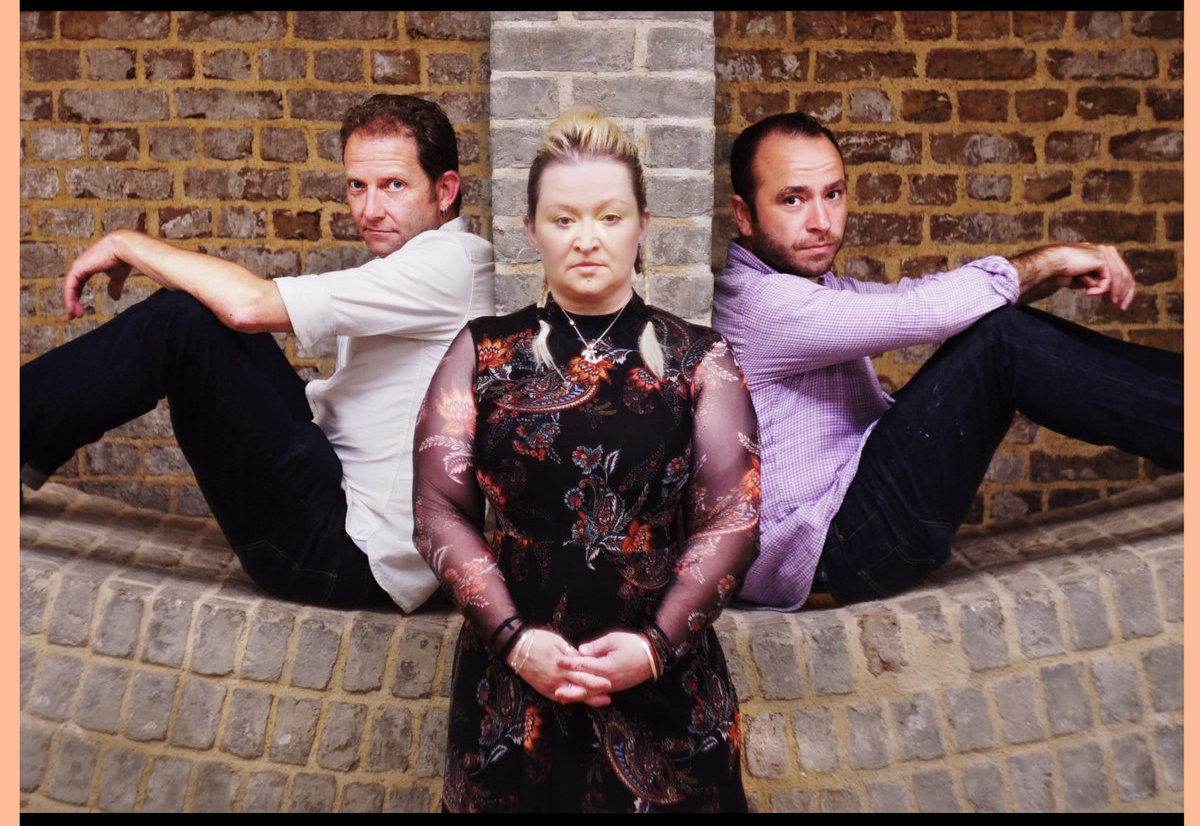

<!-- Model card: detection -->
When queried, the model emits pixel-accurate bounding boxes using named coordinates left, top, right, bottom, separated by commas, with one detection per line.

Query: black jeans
left=818, top=305, right=1184, bottom=604
left=21, top=290, right=393, bottom=608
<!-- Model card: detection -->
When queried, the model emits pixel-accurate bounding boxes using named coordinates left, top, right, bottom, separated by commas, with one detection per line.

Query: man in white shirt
left=21, top=95, right=495, bottom=612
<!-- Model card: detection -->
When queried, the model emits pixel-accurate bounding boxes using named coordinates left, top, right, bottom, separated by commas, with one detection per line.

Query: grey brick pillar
left=489, top=12, right=716, bottom=320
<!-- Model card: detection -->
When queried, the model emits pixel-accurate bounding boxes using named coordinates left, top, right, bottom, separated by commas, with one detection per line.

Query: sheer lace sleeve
left=645, top=336, right=760, bottom=668
left=413, top=326, right=524, bottom=657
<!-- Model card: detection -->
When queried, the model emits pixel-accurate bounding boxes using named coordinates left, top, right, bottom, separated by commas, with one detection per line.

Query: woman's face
left=525, top=158, right=649, bottom=315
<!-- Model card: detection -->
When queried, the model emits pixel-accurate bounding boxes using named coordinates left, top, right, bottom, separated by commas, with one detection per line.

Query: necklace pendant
left=582, top=345, right=600, bottom=363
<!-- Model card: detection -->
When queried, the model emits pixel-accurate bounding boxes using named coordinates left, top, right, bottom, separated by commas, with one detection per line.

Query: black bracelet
left=497, top=621, right=526, bottom=660
left=489, top=614, right=522, bottom=649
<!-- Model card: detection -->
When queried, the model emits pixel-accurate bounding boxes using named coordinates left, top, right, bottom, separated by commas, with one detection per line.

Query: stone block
left=97, top=749, right=144, bottom=812
left=344, top=618, right=393, bottom=693
left=46, top=734, right=99, bottom=805
left=1061, top=575, right=1112, bottom=650
left=144, top=757, right=190, bottom=812
left=801, top=618, right=854, bottom=695
left=1154, top=725, right=1183, bottom=792
left=47, top=574, right=98, bottom=646
left=125, top=672, right=177, bottom=741
left=1111, top=733, right=1156, bottom=801
left=1008, top=750, right=1055, bottom=812
left=489, top=77, right=558, bottom=120
left=194, top=761, right=238, bottom=813
left=913, top=766, right=959, bottom=812
left=192, top=603, right=246, bottom=676
left=366, top=706, right=413, bottom=772
left=1091, top=656, right=1144, bottom=723
left=958, top=593, right=1009, bottom=670
left=144, top=592, right=193, bottom=667
left=1059, top=741, right=1108, bottom=812
left=1100, top=555, right=1163, bottom=639
left=221, top=687, right=271, bottom=758
left=791, top=708, right=838, bottom=772
left=963, top=761, right=1006, bottom=812
left=995, top=674, right=1044, bottom=744
left=317, top=701, right=367, bottom=771
left=866, top=780, right=908, bottom=813
left=170, top=678, right=226, bottom=750
left=19, top=724, right=52, bottom=793
left=242, top=771, right=287, bottom=813
left=1042, top=662, right=1094, bottom=734
left=893, top=692, right=944, bottom=760
left=391, top=619, right=444, bottom=696
left=1141, top=643, right=1183, bottom=711
left=341, top=782, right=385, bottom=812
left=75, top=663, right=129, bottom=733
left=270, top=697, right=320, bottom=765
left=30, top=653, right=82, bottom=722
left=385, top=785, right=432, bottom=813
left=749, top=616, right=803, bottom=699
left=291, top=615, right=343, bottom=690
left=290, top=772, right=337, bottom=812
left=945, top=685, right=994, bottom=752
left=847, top=703, right=890, bottom=769
left=416, top=709, right=448, bottom=778
left=491, top=28, right=635, bottom=73
left=94, top=587, right=145, bottom=658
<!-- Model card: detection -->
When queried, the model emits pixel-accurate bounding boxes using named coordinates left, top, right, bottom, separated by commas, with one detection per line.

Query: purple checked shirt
left=712, top=242, right=1021, bottom=610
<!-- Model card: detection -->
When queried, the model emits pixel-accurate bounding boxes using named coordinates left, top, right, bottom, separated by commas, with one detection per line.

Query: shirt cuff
left=969, top=255, right=1022, bottom=305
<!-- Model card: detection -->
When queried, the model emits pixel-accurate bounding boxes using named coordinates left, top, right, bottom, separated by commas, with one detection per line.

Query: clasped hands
left=506, top=628, right=658, bottom=708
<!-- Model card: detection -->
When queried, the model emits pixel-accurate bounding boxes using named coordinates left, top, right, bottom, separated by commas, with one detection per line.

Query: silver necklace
left=560, top=301, right=627, bottom=364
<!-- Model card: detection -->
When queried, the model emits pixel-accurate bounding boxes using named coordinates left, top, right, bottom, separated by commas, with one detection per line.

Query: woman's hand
left=556, top=631, right=657, bottom=707
left=507, top=628, right=613, bottom=705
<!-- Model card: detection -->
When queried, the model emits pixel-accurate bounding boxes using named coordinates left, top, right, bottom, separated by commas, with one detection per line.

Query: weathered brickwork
left=489, top=12, right=717, bottom=317
left=20, top=477, right=1183, bottom=812
left=714, top=11, right=1183, bottom=527
left=22, top=12, right=1179, bottom=531
left=20, top=11, right=490, bottom=515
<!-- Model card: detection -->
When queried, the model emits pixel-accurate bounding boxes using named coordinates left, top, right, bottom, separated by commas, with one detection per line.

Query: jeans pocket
left=234, top=538, right=337, bottom=604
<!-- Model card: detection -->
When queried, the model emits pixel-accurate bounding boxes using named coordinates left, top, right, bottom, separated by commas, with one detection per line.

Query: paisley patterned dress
left=413, top=293, right=759, bottom=812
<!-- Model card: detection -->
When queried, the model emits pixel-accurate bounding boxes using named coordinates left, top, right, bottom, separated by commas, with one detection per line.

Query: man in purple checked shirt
left=711, top=111, right=1183, bottom=611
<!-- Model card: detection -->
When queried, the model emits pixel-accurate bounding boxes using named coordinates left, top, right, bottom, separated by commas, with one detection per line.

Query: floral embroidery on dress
left=414, top=294, right=760, bottom=812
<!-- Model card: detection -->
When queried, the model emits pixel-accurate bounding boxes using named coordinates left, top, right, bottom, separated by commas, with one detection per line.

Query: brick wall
left=713, top=11, right=1183, bottom=528
left=19, top=11, right=490, bottom=515
left=489, top=12, right=716, bottom=317
left=21, top=11, right=1184, bottom=528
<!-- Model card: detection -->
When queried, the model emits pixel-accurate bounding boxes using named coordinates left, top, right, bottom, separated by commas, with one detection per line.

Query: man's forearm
left=1006, top=242, right=1135, bottom=310
left=88, top=230, right=293, bottom=333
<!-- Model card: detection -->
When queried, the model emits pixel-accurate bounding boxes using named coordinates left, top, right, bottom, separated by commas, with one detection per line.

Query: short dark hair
left=730, top=111, right=841, bottom=217
left=340, top=94, right=462, bottom=213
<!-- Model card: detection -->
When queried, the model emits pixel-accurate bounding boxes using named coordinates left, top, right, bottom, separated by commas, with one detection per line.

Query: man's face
left=731, top=131, right=847, bottom=278
left=343, top=131, right=453, bottom=257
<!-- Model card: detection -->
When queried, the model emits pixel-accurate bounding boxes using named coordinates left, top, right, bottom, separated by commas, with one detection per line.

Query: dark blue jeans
left=817, top=305, right=1184, bottom=604
left=21, top=290, right=393, bottom=609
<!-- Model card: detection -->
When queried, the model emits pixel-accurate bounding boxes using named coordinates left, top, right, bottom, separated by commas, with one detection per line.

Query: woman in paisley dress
left=413, top=108, right=760, bottom=812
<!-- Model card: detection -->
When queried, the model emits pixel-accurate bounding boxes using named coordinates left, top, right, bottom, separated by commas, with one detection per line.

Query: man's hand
left=1010, top=243, right=1136, bottom=309
left=506, top=628, right=614, bottom=706
left=63, top=232, right=135, bottom=320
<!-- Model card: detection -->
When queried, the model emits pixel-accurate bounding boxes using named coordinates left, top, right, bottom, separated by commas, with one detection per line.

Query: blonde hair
left=527, top=108, right=664, bottom=379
